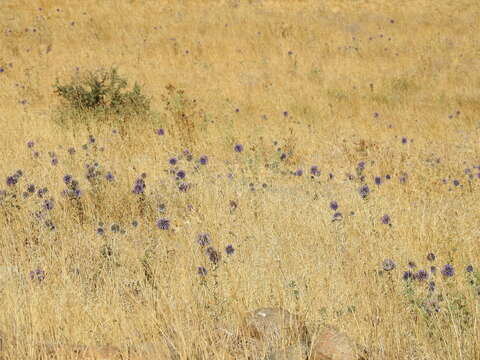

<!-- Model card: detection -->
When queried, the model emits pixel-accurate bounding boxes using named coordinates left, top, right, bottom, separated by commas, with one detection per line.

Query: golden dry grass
left=1, top=0, right=480, bottom=359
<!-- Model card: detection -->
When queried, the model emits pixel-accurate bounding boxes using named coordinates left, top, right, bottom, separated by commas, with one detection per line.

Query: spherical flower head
left=357, top=161, right=365, bottom=172
left=178, top=183, right=189, bottom=192
left=51, top=158, right=58, bottom=166
left=27, top=140, right=35, bottom=148
left=156, top=128, right=165, bottom=136
left=157, top=218, right=170, bottom=230
left=386, top=174, right=391, bottom=180
left=197, top=266, right=208, bottom=276
left=374, top=176, right=382, bottom=185
left=332, top=212, right=342, bottom=220
left=96, top=227, right=105, bottom=235
left=427, top=253, right=436, bottom=262
left=428, top=281, right=436, bottom=292
left=169, top=157, right=177, bottom=165
left=416, top=269, right=429, bottom=281
left=358, top=185, right=370, bottom=199
left=381, top=214, right=391, bottom=225
left=466, top=265, right=474, bottom=273
left=43, top=199, right=54, bottom=211
left=441, top=264, right=455, bottom=277
left=177, top=170, right=186, bottom=179
left=294, top=169, right=303, bottom=176
left=280, top=153, right=287, bottom=160
left=402, top=271, right=413, bottom=281
left=88, top=135, right=95, bottom=144
left=430, top=266, right=437, bottom=274
left=30, top=268, right=45, bottom=282
left=197, top=233, right=211, bottom=247
left=105, top=172, right=115, bottom=182
left=63, top=174, right=72, bottom=184
left=199, top=155, right=208, bottom=165
left=206, top=247, right=221, bottom=264
left=310, top=166, right=320, bottom=176
left=382, top=259, right=396, bottom=271
left=6, top=176, right=17, bottom=186
left=27, top=184, right=35, bottom=193
left=225, top=244, right=235, bottom=255
left=453, top=179, right=460, bottom=186
left=330, top=201, right=338, bottom=211
left=132, top=220, right=138, bottom=228
left=401, top=137, right=407, bottom=144
left=234, top=144, right=243, bottom=153
left=132, top=178, right=145, bottom=194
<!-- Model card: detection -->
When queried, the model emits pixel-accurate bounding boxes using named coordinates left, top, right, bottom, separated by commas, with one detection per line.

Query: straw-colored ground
left=1, top=0, right=479, bottom=359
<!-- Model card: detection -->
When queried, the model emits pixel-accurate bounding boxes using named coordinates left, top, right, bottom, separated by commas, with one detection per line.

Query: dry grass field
left=1, top=0, right=479, bottom=358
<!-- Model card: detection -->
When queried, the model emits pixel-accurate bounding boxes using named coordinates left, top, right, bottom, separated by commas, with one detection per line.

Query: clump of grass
left=53, top=66, right=151, bottom=127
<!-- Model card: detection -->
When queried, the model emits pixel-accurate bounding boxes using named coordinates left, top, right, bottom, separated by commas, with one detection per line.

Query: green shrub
left=53, top=67, right=151, bottom=126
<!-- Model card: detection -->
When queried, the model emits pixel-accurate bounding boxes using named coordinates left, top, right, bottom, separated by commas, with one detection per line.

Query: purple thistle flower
left=63, top=175, right=72, bottom=184
left=428, top=281, right=436, bottom=292
left=178, top=183, right=189, bottom=192
left=6, top=176, right=17, bottom=186
left=132, top=220, right=138, bottom=227
left=381, top=214, right=391, bottom=225
left=427, top=253, right=436, bottom=262
left=27, top=140, right=35, bottom=148
left=105, top=172, right=114, bottom=182
left=294, top=169, right=303, bottom=176
left=177, top=170, right=186, bottom=179
left=453, top=179, right=460, bottom=186
left=416, top=269, right=429, bottom=281
left=403, top=271, right=413, bottom=280
left=27, top=184, right=35, bottom=193
left=283, top=111, right=289, bottom=117
left=156, top=128, right=165, bottom=136
left=51, top=158, right=58, bottom=166
left=430, top=266, right=437, bottom=274
left=441, top=264, right=455, bottom=277
left=234, top=144, right=244, bottom=153
left=466, top=265, right=474, bottom=273
left=225, top=244, right=235, bottom=255
left=197, top=266, right=208, bottom=276
left=332, top=212, right=342, bottom=220
left=399, top=175, right=407, bottom=184
left=374, top=176, right=382, bottom=185
left=280, top=153, right=287, bottom=160
left=43, top=199, right=54, bottom=211
left=401, top=137, right=407, bottom=144
left=96, top=227, right=105, bottom=235
left=132, top=178, right=145, bottom=194
left=199, top=155, right=208, bottom=165
left=206, top=247, right=221, bottom=264
left=386, top=174, right=391, bottom=180
left=330, top=201, right=338, bottom=211
left=30, top=268, right=45, bottom=282
left=358, top=185, right=370, bottom=199
left=88, top=135, right=95, bottom=144
left=310, top=166, right=320, bottom=176
left=197, top=233, right=211, bottom=247
left=157, top=218, right=170, bottom=230
left=382, top=259, right=396, bottom=271
left=169, top=157, right=177, bottom=165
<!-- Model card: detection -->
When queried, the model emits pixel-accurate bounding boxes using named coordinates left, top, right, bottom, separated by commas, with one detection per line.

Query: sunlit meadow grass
left=1, top=0, right=479, bottom=359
